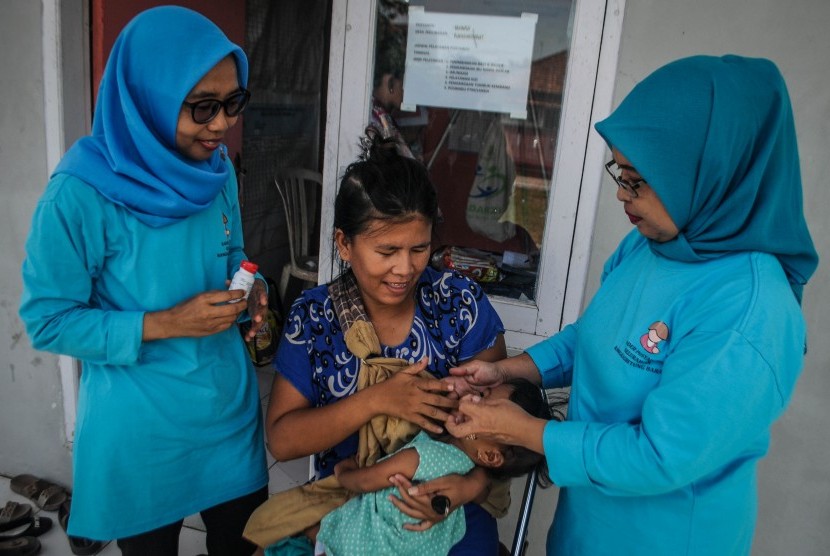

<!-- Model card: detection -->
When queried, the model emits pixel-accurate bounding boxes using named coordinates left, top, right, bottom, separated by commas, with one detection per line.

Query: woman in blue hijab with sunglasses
left=422, top=55, right=819, bottom=555
left=20, top=7, right=268, bottom=554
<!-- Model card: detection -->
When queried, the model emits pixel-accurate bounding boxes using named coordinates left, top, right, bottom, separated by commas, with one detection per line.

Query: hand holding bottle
left=143, top=289, right=248, bottom=340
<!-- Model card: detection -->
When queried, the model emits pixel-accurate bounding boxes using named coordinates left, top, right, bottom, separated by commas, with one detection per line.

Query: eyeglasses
left=605, top=159, right=645, bottom=198
left=182, top=88, right=251, bottom=124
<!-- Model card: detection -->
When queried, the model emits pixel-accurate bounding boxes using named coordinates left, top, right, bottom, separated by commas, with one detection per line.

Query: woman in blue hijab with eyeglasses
left=418, top=55, right=819, bottom=555
left=20, top=7, right=269, bottom=554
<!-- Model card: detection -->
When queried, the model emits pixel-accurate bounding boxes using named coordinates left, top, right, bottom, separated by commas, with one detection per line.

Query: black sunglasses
left=182, top=88, right=251, bottom=124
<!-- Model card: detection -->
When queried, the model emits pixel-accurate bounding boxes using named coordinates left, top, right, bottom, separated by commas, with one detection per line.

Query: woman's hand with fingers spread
left=373, top=359, right=458, bottom=434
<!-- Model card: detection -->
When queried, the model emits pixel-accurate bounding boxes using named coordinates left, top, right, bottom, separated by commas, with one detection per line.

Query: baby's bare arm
left=335, top=448, right=420, bottom=494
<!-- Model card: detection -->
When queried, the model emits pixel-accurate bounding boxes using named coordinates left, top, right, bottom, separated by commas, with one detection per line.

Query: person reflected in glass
left=371, top=35, right=416, bottom=159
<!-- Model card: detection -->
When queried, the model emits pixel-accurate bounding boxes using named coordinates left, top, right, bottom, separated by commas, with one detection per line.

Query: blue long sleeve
left=526, top=322, right=577, bottom=389
left=545, top=328, right=792, bottom=495
left=537, top=233, right=806, bottom=555
left=19, top=170, right=267, bottom=540
left=20, top=175, right=144, bottom=364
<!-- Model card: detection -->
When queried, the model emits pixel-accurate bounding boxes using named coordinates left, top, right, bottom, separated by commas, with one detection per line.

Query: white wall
left=581, top=1, right=830, bottom=554
left=0, top=0, right=73, bottom=484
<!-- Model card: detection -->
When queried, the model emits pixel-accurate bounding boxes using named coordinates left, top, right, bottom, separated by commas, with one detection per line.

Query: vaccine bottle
left=228, top=261, right=258, bottom=303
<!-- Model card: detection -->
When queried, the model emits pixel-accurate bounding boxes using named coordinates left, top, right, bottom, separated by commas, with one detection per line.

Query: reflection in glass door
left=371, top=0, right=576, bottom=305
left=240, top=0, right=331, bottom=290
left=326, top=0, right=622, bottom=346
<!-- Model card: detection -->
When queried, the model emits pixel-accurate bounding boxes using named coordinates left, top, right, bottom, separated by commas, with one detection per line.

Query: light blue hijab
left=53, top=6, right=248, bottom=227
left=595, top=55, right=817, bottom=302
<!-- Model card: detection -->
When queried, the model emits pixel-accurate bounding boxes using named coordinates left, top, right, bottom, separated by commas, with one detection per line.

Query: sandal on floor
left=0, top=517, right=52, bottom=541
left=0, top=536, right=41, bottom=556
left=0, top=503, right=32, bottom=534
left=10, top=475, right=69, bottom=512
left=58, top=499, right=103, bottom=556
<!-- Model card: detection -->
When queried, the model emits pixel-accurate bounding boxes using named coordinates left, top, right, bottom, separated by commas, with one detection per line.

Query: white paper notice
left=401, top=8, right=537, bottom=119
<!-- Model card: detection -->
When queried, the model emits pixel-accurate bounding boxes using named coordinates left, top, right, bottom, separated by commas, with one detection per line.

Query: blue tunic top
left=19, top=170, right=267, bottom=540
left=276, top=267, right=504, bottom=478
left=529, top=231, right=806, bottom=555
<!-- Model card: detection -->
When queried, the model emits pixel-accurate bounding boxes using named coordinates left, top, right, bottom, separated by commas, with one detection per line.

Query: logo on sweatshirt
left=613, top=320, right=670, bottom=375
left=640, top=321, right=669, bottom=354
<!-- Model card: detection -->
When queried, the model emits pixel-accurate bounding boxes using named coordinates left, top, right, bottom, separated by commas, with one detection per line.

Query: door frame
left=319, top=0, right=627, bottom=350
left=45, top=0, right=92, bottom=446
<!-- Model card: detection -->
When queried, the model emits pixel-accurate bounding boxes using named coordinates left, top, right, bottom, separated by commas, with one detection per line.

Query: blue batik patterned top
left=275, top=267, right=504, bottom=478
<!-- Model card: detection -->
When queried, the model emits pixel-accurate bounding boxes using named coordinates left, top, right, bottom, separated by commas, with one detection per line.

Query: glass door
left=322, top=0, right=625, bottom=348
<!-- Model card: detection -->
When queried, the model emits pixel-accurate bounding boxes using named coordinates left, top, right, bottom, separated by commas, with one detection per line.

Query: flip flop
left=0, top=536, right=40, bottom=555
left=0, top=503, right=32, bottom=534
left=0, top=517, right=52, bottom=540
left=58, top=499, right=103, bottom=556
left=9, top=475, right=68, bottom=512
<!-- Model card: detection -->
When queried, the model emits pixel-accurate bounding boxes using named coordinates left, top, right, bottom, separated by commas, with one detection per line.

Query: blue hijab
left=53, top=6, right=249, bottom=227
left=595, top=55, right=817, bottom=302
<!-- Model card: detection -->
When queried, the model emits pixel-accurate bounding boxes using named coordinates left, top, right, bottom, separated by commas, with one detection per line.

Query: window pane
left=372, top=0, right=576, bottom=304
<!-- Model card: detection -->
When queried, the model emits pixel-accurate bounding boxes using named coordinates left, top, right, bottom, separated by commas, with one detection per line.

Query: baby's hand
left=334, top=455, right=358, bottom=480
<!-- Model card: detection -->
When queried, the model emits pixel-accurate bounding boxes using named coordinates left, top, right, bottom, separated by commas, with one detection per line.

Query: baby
left=313, top=378, right=551, bottom=556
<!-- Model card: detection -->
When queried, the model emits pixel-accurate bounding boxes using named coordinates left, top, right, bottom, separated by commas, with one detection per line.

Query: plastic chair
left=274, top=168, right=323, bottom=306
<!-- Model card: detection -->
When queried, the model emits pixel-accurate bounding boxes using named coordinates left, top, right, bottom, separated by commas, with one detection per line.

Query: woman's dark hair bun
left=334, top=131, right=439, bottom=241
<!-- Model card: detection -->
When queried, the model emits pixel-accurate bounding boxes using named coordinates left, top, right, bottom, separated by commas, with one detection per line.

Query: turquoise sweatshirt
left=19, top=171, right=267, bottom=540
left=528, top=231, right=805, bottom=555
